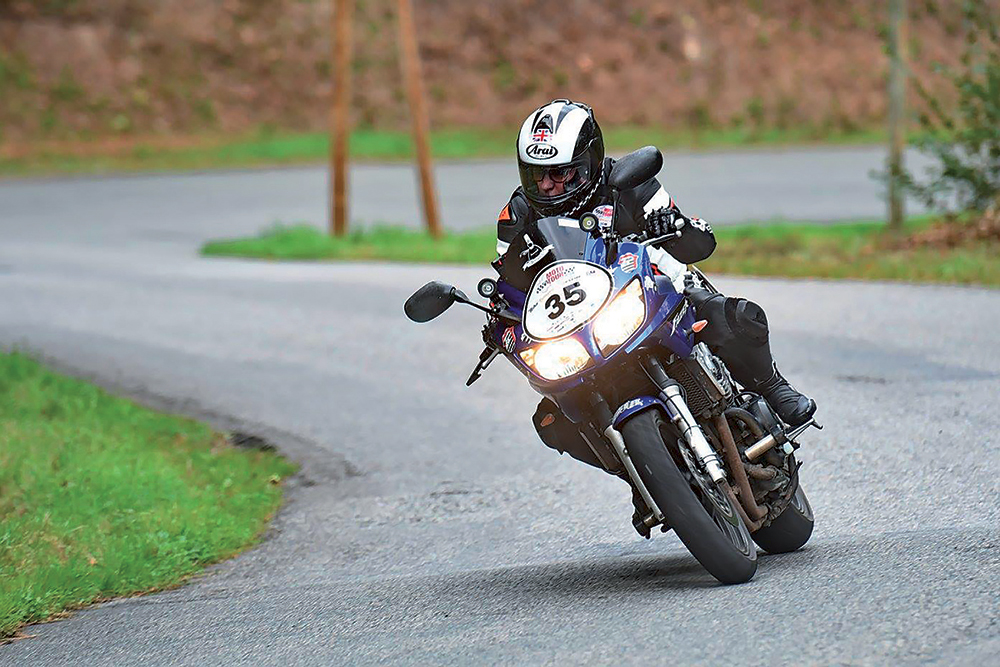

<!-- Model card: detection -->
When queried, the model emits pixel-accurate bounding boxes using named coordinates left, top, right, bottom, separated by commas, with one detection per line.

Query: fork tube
left=590, top=391, right=664, bottom=524
left=642, top=357, right=728, bottom=484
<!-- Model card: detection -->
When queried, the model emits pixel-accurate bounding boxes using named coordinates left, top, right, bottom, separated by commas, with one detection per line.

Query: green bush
left=902, top=2, right=1000, bottom=213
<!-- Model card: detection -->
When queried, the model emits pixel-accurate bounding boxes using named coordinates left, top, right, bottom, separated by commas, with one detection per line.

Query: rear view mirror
left=404, top=281, right=460, bottom=322
left=608, top=146, right=663, bottom=191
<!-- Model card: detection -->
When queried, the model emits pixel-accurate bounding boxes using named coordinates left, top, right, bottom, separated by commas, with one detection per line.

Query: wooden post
left=887, top=0, right=907, bottom=232
left=397, top=0, right=442, bottom=237
left=330, top=0, right=353, bottom=237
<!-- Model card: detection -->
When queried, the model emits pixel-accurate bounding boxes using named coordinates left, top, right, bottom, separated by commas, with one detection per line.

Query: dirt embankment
left=0, top=0, right=977, bottom=144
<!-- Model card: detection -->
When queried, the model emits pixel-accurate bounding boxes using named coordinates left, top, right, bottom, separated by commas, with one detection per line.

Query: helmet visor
left=519, top=156, right=593, bottom=206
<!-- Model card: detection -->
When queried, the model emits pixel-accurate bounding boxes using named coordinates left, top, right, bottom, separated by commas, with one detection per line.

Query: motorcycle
left=404, top=146, right=820, bottom=584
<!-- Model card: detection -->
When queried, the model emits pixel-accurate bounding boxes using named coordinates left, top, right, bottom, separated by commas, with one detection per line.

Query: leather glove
left=644, top=206, right=686, bottom=239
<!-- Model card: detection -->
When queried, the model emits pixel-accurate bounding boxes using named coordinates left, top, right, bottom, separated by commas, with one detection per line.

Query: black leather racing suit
left=495, top=157, right=799, bottom=470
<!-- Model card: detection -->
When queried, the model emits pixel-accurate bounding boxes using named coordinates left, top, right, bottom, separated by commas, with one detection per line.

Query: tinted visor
left=519, top=156, right=593, bottom=204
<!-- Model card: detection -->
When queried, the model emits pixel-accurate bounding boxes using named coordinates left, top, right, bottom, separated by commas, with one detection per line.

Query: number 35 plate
left=523, top=261, right=614, bottom=340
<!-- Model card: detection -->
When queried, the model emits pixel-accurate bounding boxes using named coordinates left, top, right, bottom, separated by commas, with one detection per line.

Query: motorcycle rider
left=493, top=100, right=816, bottom=525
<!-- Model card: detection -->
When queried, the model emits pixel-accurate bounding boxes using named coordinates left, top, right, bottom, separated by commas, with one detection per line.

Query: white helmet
left=516, top=99, right=605, bottom=217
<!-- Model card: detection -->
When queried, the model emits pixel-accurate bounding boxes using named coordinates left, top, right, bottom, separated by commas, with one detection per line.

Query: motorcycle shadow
left=479, top=541, right=817, bottom=594
left=463, top=548, right=781, bottom=595
left=553, top=552, right=724, bottom=592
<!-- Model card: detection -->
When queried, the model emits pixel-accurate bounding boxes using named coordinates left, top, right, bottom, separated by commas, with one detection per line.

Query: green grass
left=704, top=216, right=1000, bottom=286
left=0, top=352, right=296, bottom=638
left=201, top=217, right=1000, bottom=287
left=202, top=224, right=498, bottom=264
left=0, top=124, right=889, bottom=177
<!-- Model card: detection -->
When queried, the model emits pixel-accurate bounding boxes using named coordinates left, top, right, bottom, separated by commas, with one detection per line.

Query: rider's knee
left=686, top=288, right=769, bottom=349
left=724, top=297, right=769, bottom=347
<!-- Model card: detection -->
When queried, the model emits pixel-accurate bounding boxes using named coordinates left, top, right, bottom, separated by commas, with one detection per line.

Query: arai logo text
left=525, top=143, right=559, bottom=160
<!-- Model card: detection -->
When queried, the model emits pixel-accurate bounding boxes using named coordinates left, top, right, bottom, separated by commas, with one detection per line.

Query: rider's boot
left=686, top=287, right=816, bottom=428
left=721, top=344, right=817, bottom=427
left=717, top=338, right=816, bottom=428
left=752, top=362, right=817, bottom=428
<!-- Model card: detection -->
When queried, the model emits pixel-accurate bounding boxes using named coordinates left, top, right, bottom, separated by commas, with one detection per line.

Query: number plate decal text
left=523, top=261, right=614, bottom=340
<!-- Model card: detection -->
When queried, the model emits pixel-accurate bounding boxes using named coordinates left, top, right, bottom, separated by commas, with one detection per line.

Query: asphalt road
left=1, top=151, right=997, bottom=665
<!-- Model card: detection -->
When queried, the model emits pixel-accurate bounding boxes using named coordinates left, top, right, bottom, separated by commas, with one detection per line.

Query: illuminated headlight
left=520, top=338, right=591, bottom=380
left=593, top=278, right=646, bottom=354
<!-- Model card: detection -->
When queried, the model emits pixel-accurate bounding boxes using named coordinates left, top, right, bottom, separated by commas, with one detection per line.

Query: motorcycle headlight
left=593, top=278, right=646, bottom=354
left=521, top=337, right=591, bottom=380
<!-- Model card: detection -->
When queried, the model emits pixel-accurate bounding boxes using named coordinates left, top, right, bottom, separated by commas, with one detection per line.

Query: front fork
left=589, top=392, right=665, bottom=527
left=641, top=356, right=728, bottom=484
left=587, top=356, right=731, bottom=530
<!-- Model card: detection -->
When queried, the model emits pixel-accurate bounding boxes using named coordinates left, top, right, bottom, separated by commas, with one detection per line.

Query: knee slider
left=724, top=298, right=769, bottom=346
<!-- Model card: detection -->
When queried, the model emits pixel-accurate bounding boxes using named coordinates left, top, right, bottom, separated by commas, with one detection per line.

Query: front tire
left=751, top=482, right=814, bottom=554
left=621, top=410, right=757, bottom=585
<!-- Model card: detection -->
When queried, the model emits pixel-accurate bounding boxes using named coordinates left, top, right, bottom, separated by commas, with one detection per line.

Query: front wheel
left=621, top=410, right=757, bottom=584
left=751, top=482, right=814, bottom=554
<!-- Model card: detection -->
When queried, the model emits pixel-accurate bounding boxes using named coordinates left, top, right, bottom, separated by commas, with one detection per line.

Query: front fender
left=612, top=396, right=668, bottom=430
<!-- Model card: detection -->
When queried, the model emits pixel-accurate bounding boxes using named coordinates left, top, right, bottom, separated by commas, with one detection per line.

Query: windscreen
left=535, top=217, right=589, bottom=261
left=498, top=217, right=590, bottom=292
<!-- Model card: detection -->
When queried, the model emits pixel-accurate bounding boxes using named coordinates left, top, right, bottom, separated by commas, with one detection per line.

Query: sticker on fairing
left=502, top=326, right=516, bottom=353
left=669, top=301, right=690, bottom=333
left=523, top=261, right=614, bottom=340
left=618, top=253, right=638, bottom=273
left=593, top=204, right=614, bottom=229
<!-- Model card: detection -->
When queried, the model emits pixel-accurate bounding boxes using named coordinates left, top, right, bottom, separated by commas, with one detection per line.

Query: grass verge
left=701, top=216, right=999, bottom=285
left=201, top=217, right=999, bottom=287
left=0, top=352, right=296, bottom=639
left=202, top=224, right=498, bottom=264
left=0, top=125, right=888, bottom=177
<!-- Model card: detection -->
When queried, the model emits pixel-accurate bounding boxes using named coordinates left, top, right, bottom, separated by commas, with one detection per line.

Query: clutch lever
left=641, top=231, right=682, bottom=246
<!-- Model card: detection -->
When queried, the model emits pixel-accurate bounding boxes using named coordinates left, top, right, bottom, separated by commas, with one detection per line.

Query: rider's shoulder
left=498, top=187, right=532, bottom=228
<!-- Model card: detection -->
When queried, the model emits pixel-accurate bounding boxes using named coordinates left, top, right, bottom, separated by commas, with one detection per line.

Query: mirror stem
left=451, top=289, right=495, bottom=315
left=451, top=289, right=522, bottom=323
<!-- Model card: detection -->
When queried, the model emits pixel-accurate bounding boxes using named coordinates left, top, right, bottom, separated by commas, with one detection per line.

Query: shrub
left=901, top=2, right=1000, bottom=213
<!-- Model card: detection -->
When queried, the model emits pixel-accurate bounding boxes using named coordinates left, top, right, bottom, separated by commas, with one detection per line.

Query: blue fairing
left=493, top=232, right=696, bottom=423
